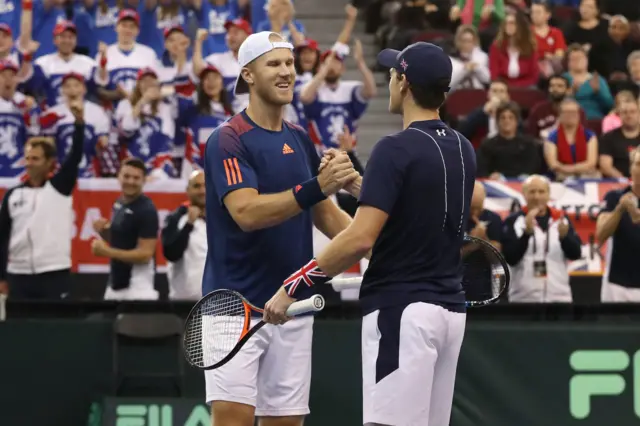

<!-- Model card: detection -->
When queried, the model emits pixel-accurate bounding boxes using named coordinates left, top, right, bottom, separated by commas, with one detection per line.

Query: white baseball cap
left=234, top=31, right=294, bottom=95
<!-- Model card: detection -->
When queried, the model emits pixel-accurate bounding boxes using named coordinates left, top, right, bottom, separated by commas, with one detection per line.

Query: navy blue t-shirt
left=358, top=120, right=477, bottom=314
left=465, top=209, right=503, bottom=241
left=203, top=111, right=320, bottom=307
left=600, top=187, right=640, bottom=288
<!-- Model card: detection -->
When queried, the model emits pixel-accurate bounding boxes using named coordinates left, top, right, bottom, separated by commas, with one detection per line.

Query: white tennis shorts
left=362, top=302, right=466, bottom=426
left=601, top=281, right=640, bottom=302
left=205, top=316, right=313, bottom=417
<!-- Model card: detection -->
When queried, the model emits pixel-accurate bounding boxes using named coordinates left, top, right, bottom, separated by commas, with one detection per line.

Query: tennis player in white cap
left=202, top=31, right=358, bottom=426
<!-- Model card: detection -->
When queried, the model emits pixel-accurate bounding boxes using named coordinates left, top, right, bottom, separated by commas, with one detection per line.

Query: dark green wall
left=1, top=319, right=639, bottom=426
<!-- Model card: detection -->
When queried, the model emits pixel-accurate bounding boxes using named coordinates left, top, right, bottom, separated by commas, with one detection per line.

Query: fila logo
left=436, top=129, right=446, bottom=137
left=282, top=143, right=294, bottom=154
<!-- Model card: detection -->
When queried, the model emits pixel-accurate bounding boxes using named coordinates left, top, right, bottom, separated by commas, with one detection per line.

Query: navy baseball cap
left=377, top=42, right=452, bottom=92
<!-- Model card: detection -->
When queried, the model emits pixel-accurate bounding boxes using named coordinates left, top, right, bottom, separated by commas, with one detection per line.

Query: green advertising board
left=2, top=319, right=640, bottom=426
left=101, top=398, right=210, bottom=426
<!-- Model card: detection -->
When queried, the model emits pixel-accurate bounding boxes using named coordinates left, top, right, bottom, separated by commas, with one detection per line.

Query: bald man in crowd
left=161, top=171, right=207, bottom=300
left=466, top=181, right=503, bottom=250
left=501, top=175, right=582, bottom=302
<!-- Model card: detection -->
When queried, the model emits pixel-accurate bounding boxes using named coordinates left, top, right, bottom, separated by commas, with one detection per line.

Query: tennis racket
left=183, top=289, right=325, bottom=370
left=329, top=235, right=509, bottom=307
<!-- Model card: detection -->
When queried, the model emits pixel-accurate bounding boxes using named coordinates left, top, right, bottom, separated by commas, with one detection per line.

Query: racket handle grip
left=329, top=277, right=363, bottom=291
left=286, top=294, right=325, bottom=316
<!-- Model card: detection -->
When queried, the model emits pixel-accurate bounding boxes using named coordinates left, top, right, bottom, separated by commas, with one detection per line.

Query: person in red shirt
left=531, top=2, right=567, bottom=78
left=489, top=9, right=539, bottom=87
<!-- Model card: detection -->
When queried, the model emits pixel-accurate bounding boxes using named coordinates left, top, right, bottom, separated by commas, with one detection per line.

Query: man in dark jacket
left=477, top=101, right=542, bottom=179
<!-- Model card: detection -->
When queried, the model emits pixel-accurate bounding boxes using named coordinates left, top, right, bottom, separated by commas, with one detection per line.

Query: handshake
left=317, top=148, right=361, bottom=197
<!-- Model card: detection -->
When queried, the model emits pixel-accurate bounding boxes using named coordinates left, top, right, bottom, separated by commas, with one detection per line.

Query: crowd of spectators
left=366, top=0, right=640, bottom=182
left=0, top=0, right=373, bottom=180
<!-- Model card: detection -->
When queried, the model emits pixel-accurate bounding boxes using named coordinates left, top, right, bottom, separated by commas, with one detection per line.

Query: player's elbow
left=231, top=209, right=262, bottom=232
left=354, top=233, right=376, bottom=256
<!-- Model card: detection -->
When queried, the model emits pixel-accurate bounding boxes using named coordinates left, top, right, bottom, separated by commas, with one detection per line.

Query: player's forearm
left=103, top=246, right=155, bottom=264
left=596, top=208, right=623, bottom=243
left=312, top=199, right=352, bottom=240
left=232, top=191, right=303, bottom=232
left=316, top=227, right=374, bottom=276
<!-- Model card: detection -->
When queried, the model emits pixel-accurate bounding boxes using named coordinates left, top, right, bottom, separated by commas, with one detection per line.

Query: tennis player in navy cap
left=265, top=42, right=477, bottom=425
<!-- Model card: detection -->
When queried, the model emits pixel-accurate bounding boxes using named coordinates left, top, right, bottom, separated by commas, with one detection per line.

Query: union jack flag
left=283, top=258, right=329, bottom=297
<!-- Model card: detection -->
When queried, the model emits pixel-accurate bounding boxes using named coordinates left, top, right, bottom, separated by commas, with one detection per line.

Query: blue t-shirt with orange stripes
left=203, top=110, right=320, bottom=307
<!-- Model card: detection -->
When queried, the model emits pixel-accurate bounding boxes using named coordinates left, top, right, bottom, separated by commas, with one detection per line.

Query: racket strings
left=461, top=240, right=507, bottom=304
left=184, top=292, right=248, bottom=368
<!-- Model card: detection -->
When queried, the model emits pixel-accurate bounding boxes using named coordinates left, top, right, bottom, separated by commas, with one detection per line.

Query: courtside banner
left=0, top=178, right=628, bottom=274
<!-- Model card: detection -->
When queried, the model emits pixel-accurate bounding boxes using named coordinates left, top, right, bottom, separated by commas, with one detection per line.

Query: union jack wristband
left=282, top=258, right=330, bottom=298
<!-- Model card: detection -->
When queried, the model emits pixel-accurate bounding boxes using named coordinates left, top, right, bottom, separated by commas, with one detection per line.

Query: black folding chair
left=112, top=313, right=185, bottom=396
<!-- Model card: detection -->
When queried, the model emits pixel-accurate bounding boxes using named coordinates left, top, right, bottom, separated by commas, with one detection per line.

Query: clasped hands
left=317, top=148, right=360, bottom=197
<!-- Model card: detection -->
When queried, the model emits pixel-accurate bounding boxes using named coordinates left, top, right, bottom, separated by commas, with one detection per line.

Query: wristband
left=283, top=258, right=330, bottom=298
left=99, top=55, right=107, bottom=68
left=292, top=177, right=326, bottom=210
left=22, top=52, right=32, bottom=62
left=22, top=0, right=33, bottom=10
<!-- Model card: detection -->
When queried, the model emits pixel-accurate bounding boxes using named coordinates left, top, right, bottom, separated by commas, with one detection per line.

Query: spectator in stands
left=192, top=19, right=251, bottom=113
left=192, top=0, right=242, bottom=55
left=543, top=98, right=598, bottom=180
left=531, top=2, right=566, bottom=79
left=422, top=0, right=454, bottom=31
left=300, top=40, right=376, bottom=151
left=0, top=60, right=39, bottom=178
left=449, top=0, right=505, bottom=32
left=528, top=74, right=580, bottom=140
left=256, top=0, right=305, bottom=42
left=593, top=15, right=640, bottom=81
left=601, top=90, right=635, bottom=134
left=489, top=9, right=539, bottom=88
left=85, top=0, right=136, bottom=48
left=19, top=0, right=66, bottom=58
left=563, top=44, right=613, bottom=119
left=288, top=5, right=357, bottom=127
left=138, top=0, right=190, bottom=57
left=26, top=21, right=108, bottom=108
left=502, top=174, right=582, bottom=302
left=600, top=1, right=640, bottom=41
left=0, top=101, right=85, bottom=300
left=92, top=157, right=160, bottom=301
left=599, top=100, right=640, bottom=178
left=563, top=0, right=608, bottom=61
left=449, top=24, right=491, bottom=90
left=175, top=64, right=232, bottom=175
left=99, top=10, right=159, bottom=101
left=467, top=181, right=502, bottom=250
left=459, top=79, right=510, bottom=147
left=476, top=101, right=542, bottom=179
left=115, top=68, right=176, bottom=178
left=41, top=73, right=111, bottom=178
left=612, top=50, right=640, bottom=97
left=597, top=146, right=640, bottom=302
left=0, top=24, right=26, bottom=73
left=162, top=170, right=207, bottom=300
left=158, top=25, right=192, bottom=95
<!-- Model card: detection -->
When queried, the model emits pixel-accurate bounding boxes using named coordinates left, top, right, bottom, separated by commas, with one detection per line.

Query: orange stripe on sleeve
left=233, top=158, right=243, bottom=183
left=227, top=158, right=238, bottom=184
left=223, top=158, right=232, bottom=185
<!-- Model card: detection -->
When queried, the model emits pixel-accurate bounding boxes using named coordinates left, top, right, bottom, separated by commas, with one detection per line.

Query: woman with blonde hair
left=449, top=25, right=490, bottom=91
left=489, top=9, right=539, bottom=87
